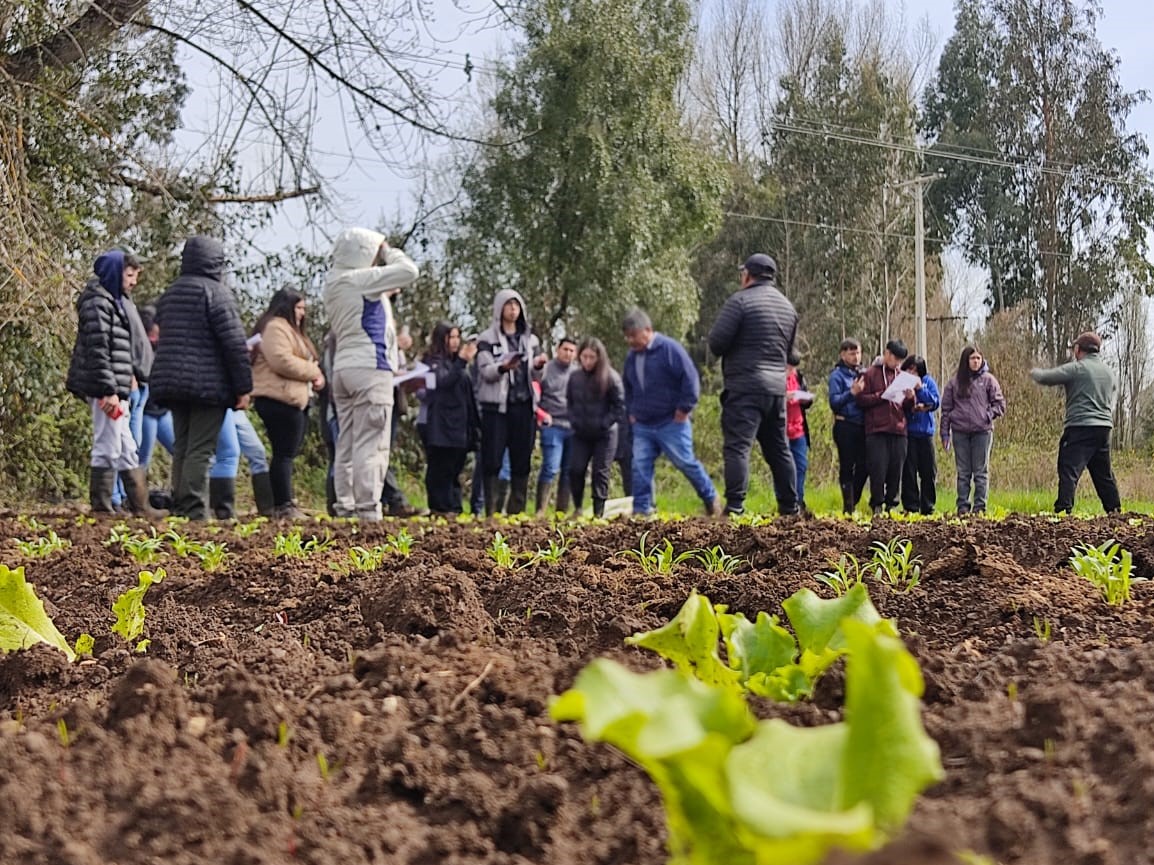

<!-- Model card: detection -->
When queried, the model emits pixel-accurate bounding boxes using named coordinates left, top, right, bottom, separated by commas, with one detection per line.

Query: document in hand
left=880, top=371, right=921, bottom=404
left=395, top=362, right=434, bottom=391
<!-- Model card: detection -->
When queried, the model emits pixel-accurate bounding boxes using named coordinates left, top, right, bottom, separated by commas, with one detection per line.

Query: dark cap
left=740, top=253, right=777, bottom=278
left=1072, top=332, right=1102, bottom=353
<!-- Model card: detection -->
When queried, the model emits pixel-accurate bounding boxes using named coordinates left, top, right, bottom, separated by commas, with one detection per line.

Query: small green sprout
left=14, top=530, right=71, bottom=558
left=816, top=553, right=864, bottom=597
left=1069, top=539, right=1136, bottom=606
left=487, top=532, right=519, bottom=568
left=620, top=531, right=694, bottom=575
left=56, top=718, right=71, bottom=748
left=690, top=545, right=746, bottom=575
left=1031, top=616, right=1052, bottom=642
left=527, top=529, right=571, bottom=565
left=385, top=527, right=415, bottom=558
left=121, top=530, right=165, bottom=565
left=196, top=541, right=229, bottom=572
left=347, top=545, right=386, bottom=572
left=234, top=518, right=266, bottom=538
left=868, top=538, right=922, bottom=592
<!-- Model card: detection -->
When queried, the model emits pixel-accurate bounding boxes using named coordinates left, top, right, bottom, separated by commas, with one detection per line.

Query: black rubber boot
left=555, top=477, right=572, bottom=514
left=251, top=471, right=275, bottom=517
left=535, top=479, right=555, bottom=517
left=120, top=468, right=169, bottom=519
left=841, top=483, right=855, bottom=515
left=493, top=477, right=509, bottom=514
left=209, top=477, right=236, bottom=520
left=483, top=475, right=501, bottom=517
left=507, top=475, right=530, bottom=515
left=592, top=496, right=606, bottom=519
left=89, top=467, right=116, bottom=514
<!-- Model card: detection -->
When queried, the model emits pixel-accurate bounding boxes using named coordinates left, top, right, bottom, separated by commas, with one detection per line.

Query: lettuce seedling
left=14, top=530, right=71, bottom=558
left=0, top=564, right=76, bottom=661
left=1069, top=539, right=1136, bottom=606
left=552, top=620, right=942, bottom=864
left=112, top=568, right=166, bottom=643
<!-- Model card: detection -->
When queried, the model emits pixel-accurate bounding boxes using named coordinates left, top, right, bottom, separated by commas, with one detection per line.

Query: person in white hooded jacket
left=322, top=227, right=419, bottom=520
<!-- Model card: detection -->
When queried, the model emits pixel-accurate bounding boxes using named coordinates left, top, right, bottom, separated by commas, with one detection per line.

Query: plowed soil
left=2, top=511, right=1154, bottom=865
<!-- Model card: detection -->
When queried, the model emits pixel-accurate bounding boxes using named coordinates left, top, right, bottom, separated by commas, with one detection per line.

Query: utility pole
left=927, top=314, right=967, bottom=384
left=894, top=175, right=937, bottom=358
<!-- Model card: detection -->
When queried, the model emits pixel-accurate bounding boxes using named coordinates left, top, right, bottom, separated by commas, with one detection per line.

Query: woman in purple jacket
left=940, top=346, right=1006, bottom=514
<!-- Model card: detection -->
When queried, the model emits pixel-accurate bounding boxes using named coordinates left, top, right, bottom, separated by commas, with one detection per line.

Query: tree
left=450, top=0, right=727, bottom=347
left=922, top=0, right=1154, bottom=361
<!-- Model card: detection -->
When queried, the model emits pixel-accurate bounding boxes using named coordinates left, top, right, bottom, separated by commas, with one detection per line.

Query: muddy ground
left=1, top=511, right=1153, bottom=865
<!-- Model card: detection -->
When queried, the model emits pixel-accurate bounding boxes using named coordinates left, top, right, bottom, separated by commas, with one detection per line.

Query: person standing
left=899, top=355, right=940, bottom=515
left=535, top=338, right=577, bottom=516
left=251, top=287, right=325, bottom=519
left=783, top=350, right=814, bottom=513
left=418, top=322, right=480, bottom=515
left=380, top=324, right=423, bottom=517
left=150, top=236, right=252, bottom=520
left=707, top=253, right=799, bottom=516
left=855, top=340, right=915, bottom=516
left=323, top=228, right=419, bottom=521
left=1030, top=332, right=1121, bottom=514
left=828, top=338, right=869, bottom=514
left=66, top=249, right=166, bottom=518
left=622, top=309, right=722, bottom=517
left=475, top=289, right=548, bottom=515
left=110, top=267, right=155, bottom=511
left=566, top=337, right=625, bottom=518
left=940, top=346, right=1006, bottom=515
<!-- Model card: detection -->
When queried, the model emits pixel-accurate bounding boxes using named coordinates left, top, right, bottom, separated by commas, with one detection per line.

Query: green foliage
left=121, top=530, right=165, bottom=565
left=552, top=619, right=942, bottom=863
left=1069, top=539, right=1135, bottom=606
left=816, top=553, right=864, bottom=597
left=487, top=532, right=519, bottom=568
left=74, top=633, right=96, bottom=656
left=196, top=541, right=229, bottom=573
left=452, top=0, right=725, bottom=343
left=690, top=545, right=745, bottom=575
left=385, top=528, right=415, bottom=559
left=0, top=564, right=76, bottom=661
left=347, top=545, right=386, bottom=572
left=14, top=530, right=71, bottom=558
left=527, top=530, right=571, bottom=566
left=620, top=531, right=696, bottom=575
left=234, top=519, right=267, bottom=539
left=867, top=539, right=922, bottom=592
left=626, top=584, right=890, bottom=702
left=274, top=529, right=334, bottom=558
left=111, top=568, right=166, bottom=644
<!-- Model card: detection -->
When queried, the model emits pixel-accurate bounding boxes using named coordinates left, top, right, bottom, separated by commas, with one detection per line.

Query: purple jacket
left=940, top=366, right=1006, bottom=436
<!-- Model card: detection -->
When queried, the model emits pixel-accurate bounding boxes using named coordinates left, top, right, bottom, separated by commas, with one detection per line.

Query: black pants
left=865, top=433, right=907, bottom=511
left=833, top=420, right=868, bottom=511
left=720, top=390, right=797, bottom=513
left=254, top=397, right=308, bottom=507
left=901, top=435, right=936, bottom=514
left=481, top=401, right=536, bottom=479
left=615, top=422, right=633, bottom=496
left=1055, top=426, right=1121, bottom=513
left=424, top=439, right=469, bottom=514
left=569, top=428, right=618, bottom=511
left=169, top=403, right=228, bottom=520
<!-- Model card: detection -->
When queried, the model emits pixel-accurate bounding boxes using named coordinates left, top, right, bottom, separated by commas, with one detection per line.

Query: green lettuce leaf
left=112, top=568, right=165, bottom=643
left=625, top=591, right=742, bottom=691
left=0, top=564, right=76, bottom=661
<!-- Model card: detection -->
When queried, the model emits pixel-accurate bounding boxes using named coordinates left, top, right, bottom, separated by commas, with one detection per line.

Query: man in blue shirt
left=621, top=309, right=722, bottom=517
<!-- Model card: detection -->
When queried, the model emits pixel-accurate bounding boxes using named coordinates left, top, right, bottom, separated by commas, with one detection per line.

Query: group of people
left=68, top=234, right=1124, bottom=521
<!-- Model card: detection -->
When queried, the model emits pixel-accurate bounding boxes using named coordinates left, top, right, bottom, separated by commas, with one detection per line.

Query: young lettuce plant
left=1069, top=539, right=1136, bottom=606
left=869, top=538, right=922, bottom=592
left=691, top=545, right=746, bottom=575
left=14, top=530, right=71, bottom=558
left=385, top=528, right=415, bottom=558
left=527, top=529, right=571, bottom=566
left=0, top=564, right=77, bottom=661
left=816, top=553, right=864, bottom=597
left=487, top=532, right=520, bottom=568
left=112, top=568, right=166, bottom=652
left=553, top=618, right=943, bottom=864
left=196, top=541, right=228, bottom=573
left=621, top=531, right=695, bottom=576
left=121, top=529, right=165, bottom=565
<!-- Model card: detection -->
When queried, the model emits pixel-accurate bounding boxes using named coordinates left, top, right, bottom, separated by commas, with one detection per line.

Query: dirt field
left=2, top=511, right=1153, bottom=865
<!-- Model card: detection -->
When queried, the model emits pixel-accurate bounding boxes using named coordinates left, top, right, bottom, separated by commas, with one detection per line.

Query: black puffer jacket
left=423, top=354, right=481, bottom=451
left=150, top=236, right=253, bottom=407
left=567, top=367, right=626, bottom=439
left=66, top=252, right=135, bottom=401
left=707, top=277, right=798, bottom=396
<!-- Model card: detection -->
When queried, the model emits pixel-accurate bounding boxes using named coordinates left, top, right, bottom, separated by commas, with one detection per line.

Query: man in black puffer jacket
left=66, top=249, right=165, bottom=518
left=150, top=236, right=253, bottom=520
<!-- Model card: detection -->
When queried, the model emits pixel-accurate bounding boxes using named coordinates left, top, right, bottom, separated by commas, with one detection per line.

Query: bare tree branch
left=2, top=0, right=150, bottom=82
left=112, top=171, right=320, bottom=203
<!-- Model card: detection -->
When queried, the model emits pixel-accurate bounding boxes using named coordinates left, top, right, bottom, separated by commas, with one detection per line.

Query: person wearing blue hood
left=67, top=249, right=166, bottom=518
left=899, top=355, right=940, bottom=514
left=150, top=236, right=253, bottom=520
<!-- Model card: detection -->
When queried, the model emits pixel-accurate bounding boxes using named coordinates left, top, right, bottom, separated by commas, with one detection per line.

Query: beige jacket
left=252, top=317, right=321, bottom=409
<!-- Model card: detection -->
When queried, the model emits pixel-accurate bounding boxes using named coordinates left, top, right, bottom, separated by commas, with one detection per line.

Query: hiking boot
left=120, top=468, right=169, bottom=520
left=387, top=503, right=426, bottom=518
left=274, top=502, right=307, bottom=521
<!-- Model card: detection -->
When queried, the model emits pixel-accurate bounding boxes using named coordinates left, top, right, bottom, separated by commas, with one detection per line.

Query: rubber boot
left=493, top=477, right=510, bottom=514
left=251, top=471, right=276, bottom=517
left=592, top=496, right=606, bottom=519
left=840, top=483, right=855, bottom=515
left=535, top=479, right=555, bottom=518
left=483, top=475, right=501, bottom=517
left=120, top=468, right=169, bottom=519
left=555, top=477, right=572, bottom=514
left=209, top=477, right=236, bottom=520
left=325, top=474, right=337, bottom=517
left=507, top=475, right=530, bottom=515
left=89, top=467, right=116, bottom=514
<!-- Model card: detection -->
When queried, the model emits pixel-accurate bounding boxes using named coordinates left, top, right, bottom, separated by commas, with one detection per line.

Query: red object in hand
left=109, top=403, right=124, bottom=420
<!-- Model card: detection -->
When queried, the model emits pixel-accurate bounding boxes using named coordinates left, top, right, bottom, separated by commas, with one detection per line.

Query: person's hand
left=851, top=377, right=865, bottom=395
left=674, top=409, right=690, bottom=423
left=99, top=394, right=121, bottom=417
left=903, top=388, right=916, bottom=401
left=459, top=342, right=478, bottom=363
left=629, top=415, right=636, bottom=425
left=786, top=390, right=798, bottom=401
left=534, top=352, right=548, bottom=369
left=397, top=330, right=413, bottom=352
left=130, top=375, right=138, bottom=391
left=940, top=435, right=951, bottom=451
left=500, top=354, right=522, bottom=371
left=312, top=372, right=325, bottom=391
left=540, top=412, right=553, bottom=427
left=235, top=393, right=251, bottom=410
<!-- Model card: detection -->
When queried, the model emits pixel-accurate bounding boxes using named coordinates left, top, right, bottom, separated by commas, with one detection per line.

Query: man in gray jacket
left=1030, top=331, right=1121, bottom=514
left=707, top=253, right=800, bottom=516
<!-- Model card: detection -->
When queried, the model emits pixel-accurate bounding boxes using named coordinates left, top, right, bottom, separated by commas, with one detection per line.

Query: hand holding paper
left=880, top=371, right=921, bottom=404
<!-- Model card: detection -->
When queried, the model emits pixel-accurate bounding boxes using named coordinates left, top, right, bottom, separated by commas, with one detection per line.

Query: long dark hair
left=254, top=286, right=316, bottom=359
left=955, top=346, right=981, bottom=397
left=424, top=320, right=459, bottom=362
left=578, top=336, right=612, bottom=397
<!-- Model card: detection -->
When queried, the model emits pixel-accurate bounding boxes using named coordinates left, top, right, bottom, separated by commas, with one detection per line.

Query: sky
left=176, top=0, right=1154, bottom=319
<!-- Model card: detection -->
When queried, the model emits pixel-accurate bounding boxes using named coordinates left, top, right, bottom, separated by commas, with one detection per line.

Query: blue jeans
left=631, top=419, right=717, bottom=515
left=538, top=425, right=572, bottom=484
left=210, top=410, right=269, bottom=478
left=140, top=410, right=174, bottom=467
left=112, top=386, right=149, bottom=505
left=790, top=436, right=809, bottom=507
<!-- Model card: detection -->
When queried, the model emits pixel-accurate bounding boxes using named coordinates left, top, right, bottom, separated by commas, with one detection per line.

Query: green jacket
left=1030, top=354, right=1116, bottom=429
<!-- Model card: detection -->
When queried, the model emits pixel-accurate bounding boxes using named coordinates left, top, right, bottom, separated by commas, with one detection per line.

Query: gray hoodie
left=474, top=288, right=542, bottom=412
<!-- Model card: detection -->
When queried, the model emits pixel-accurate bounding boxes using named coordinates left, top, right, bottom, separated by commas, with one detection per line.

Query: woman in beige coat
left=251, top=288, right=324, bottom=518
